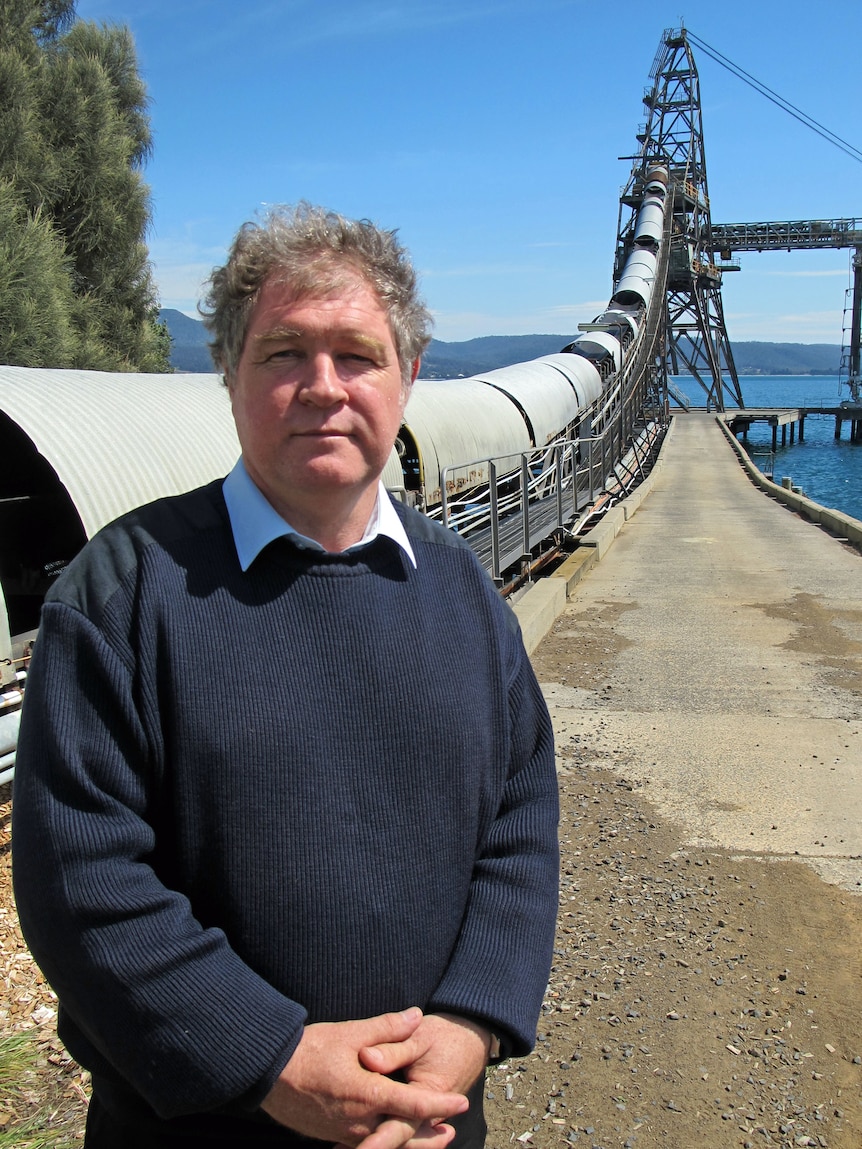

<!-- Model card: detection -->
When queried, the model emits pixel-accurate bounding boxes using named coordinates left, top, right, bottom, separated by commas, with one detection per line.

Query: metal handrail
left=437, top=404, right=662, bottom=579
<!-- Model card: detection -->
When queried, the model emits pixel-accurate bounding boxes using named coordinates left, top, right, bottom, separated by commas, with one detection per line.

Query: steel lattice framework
left=616, top=27, right=743, bottom=412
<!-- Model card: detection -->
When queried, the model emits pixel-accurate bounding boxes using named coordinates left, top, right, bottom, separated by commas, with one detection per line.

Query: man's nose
left=299, top=354, right=348, bottom=406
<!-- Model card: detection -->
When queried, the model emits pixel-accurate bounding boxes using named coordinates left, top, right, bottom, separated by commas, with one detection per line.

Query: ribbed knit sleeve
left=425, top=611, right=559, bottom=1055
left=12, top=599, right=306, bottom=1117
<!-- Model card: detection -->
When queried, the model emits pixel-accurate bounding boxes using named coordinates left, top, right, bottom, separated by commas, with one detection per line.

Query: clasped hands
left=261, top=1007, right=491, bottom=1149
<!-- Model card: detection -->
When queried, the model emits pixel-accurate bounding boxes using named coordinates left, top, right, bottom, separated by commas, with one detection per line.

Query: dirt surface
left=485, top=764, right=862, bottom=1149
left=1, top=789, right=88, bottom=1146
left=482, top=613, right=862, bottom=1149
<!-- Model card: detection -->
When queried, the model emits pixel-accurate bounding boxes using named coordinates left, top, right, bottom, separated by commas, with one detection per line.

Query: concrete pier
left=520, top=412, right=862, bottom=893
left=726, top=403, right=862, bottom=445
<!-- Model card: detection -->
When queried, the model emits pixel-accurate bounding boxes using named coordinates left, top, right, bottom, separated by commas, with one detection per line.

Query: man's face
left=228, top=273, right=414, bottom=528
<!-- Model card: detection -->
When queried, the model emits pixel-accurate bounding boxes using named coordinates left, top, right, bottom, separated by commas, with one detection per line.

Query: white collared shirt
left=222, top=459, right=416, bottom=572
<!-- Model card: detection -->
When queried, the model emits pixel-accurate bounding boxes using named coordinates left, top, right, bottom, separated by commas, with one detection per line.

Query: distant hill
left=158, top=311, right=571, bottom=376
left=725, top=342, right=840, bottom=376
left=420, top=334, right=570, bottom=378
left=160, top=309, right=213, bottom=372
left=158, top=311, right=842, bottom=378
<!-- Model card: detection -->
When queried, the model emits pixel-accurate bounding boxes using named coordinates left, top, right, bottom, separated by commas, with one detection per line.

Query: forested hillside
left=729, top=342, right=840, bottom=375
left=160, top=310, right=842, bottom=379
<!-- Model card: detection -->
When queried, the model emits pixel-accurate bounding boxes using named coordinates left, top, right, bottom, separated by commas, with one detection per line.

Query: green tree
left=0, top=182, right=78, bottom=366
left=0, top=0, right=171, bottom=370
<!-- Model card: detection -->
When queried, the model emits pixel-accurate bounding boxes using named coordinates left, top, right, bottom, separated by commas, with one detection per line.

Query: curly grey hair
left=201, top=203, right=433, bottom=385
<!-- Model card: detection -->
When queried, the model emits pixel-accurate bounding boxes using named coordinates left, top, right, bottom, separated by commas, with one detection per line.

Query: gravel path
left=485, top=758, right=862, bottom=1149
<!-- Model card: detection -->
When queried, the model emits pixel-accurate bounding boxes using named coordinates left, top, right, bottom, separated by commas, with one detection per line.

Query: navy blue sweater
left=13, top=482, right=558, bottom=1129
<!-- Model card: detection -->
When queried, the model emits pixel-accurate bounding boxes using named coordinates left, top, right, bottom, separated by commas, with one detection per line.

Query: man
left=13, top=204, right=559, bottom=1148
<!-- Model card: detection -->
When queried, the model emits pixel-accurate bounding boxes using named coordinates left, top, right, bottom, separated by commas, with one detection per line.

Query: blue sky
left=74, top=0, right=862, bottom=345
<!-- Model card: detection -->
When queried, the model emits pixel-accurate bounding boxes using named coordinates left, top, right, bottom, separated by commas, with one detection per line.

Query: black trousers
left=84, top=1076, right=487, bottom=1149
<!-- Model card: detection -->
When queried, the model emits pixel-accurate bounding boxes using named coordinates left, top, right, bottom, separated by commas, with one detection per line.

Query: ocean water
left=680, top=375, right=862, bottom=522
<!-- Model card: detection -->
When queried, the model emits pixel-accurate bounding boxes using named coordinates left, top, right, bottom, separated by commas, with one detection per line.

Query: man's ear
left=410, top=358, right=421, bottom=383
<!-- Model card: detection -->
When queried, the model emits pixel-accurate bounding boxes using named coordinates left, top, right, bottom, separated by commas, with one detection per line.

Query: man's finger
left=341, top=1117, right=457, bottom=1149
left=359, top=1033, right=426, bottom=1075
left=366, top=1075, right=468, bottom=1126
left=351, top=1007, right=424, bottom=1048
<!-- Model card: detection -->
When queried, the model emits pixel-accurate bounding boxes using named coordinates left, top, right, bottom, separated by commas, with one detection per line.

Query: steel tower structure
left=616, top=27, right=743, bottom=412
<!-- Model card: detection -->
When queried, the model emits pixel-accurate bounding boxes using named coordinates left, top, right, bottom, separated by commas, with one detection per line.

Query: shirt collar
left=222, top=458, right=416, bottom=572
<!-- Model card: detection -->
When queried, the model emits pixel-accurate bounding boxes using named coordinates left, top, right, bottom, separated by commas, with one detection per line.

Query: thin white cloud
left=178, top=0, right=574, bottom=57
left=525, top=241, right=582, bottom=250
left=430, top=304, right=594, bottom=342
left=547, top=300, right=610, bottom=318
left=148, top=236, right=228, bottom=312
left=153, top=265, right=213, bottom=313
left=761, top=269, right=848, bottom=278
left=775, top=309, right=844, bottom=327
left=725, top=308, right=844, bottom=343
left=725, top=310, right=764, bottom=322
left=421, top=262, right=544, bottom=280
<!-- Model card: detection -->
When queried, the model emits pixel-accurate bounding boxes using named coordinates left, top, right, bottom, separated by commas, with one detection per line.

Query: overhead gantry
left=710, top=219, right=862, bottom=403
